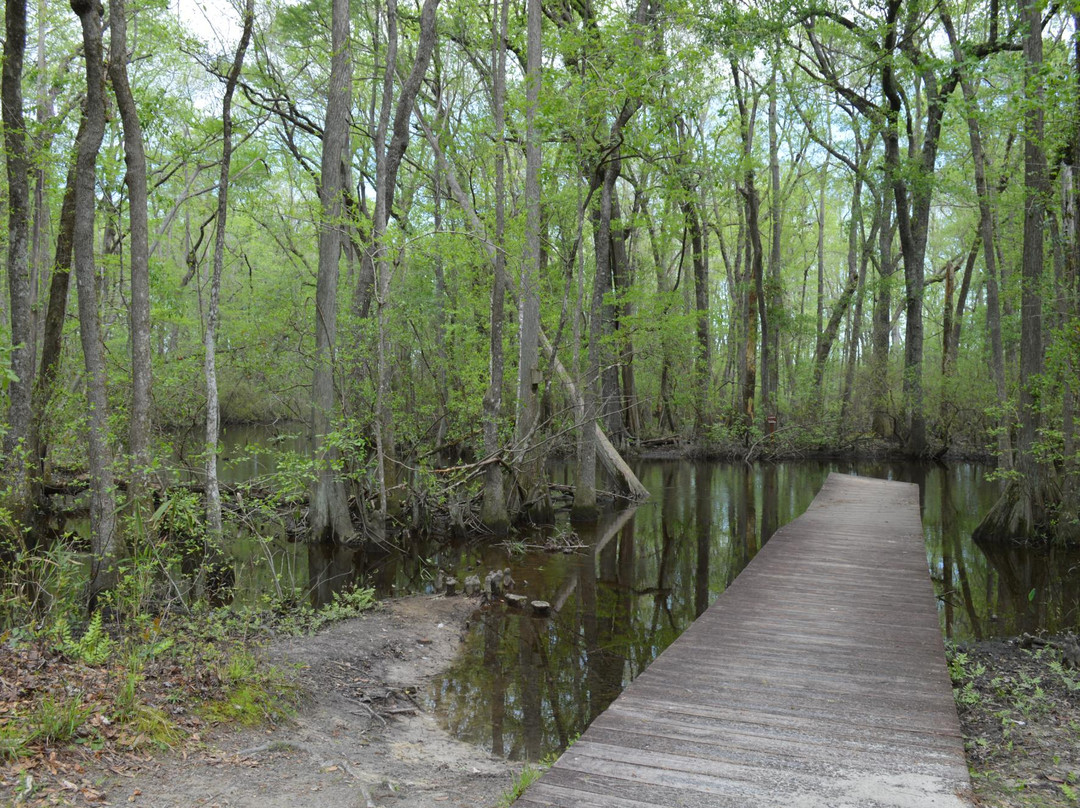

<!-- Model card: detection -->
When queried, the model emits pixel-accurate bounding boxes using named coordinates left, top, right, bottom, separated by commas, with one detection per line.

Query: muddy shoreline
left=6, top=595, right=1078, bottom=807
left=98, top=596, right=521, bottom=808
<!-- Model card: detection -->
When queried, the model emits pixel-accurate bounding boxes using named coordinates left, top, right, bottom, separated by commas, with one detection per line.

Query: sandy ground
left=99, top=596, right=521, bottom=808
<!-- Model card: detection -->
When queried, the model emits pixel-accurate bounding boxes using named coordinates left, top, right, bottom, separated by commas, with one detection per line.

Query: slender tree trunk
left=513, top=0, right=548, bottom=520
left=1016, top=0, right=1048, bottom=482
left=766, top=59, right=783, bottom=416
left=372, top=0, right=439, bottom=516
left=310, top=0, right=354, bottom=542
left=72, top=0, right=123, bottom=605
left=203, top=0, right=253, bottom=570
left=731, top=59, right=760, bottom=429
left=840, top=206, right=873, bottom=420
left=814, top=169, right=864, bottom=396
left=3, top=0, right=32, bottom=522
left=974, top=0, right=1052, bottom=542
left=871, top=193, right=895, bottom=436
left=616, top=201, right=641, bottom=438
left=480, top=0, right=509, bottom=534
left=107, top=0, right=153, bottom=509
left=27, top=121, right=81, bottom=544
left=676, top=116, right=711, bottom=437
left=645, top=197, right=677, bottom=432
left=943, top=12, right=1013, bottom=468
left=573, top=161, right=619, bottom=521
left=817, top=159, right=827, bottom=341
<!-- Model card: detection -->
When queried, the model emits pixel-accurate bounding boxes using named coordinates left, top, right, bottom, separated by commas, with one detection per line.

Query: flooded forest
left=2, top=0, right=1080, bottom=715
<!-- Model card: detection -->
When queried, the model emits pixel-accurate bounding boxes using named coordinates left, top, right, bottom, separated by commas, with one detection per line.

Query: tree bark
left=204, top=0, right=254, bottom=564
left=574, top=159, right=619, bottom=521
left=309, top=0, right=354, bottom=542
left=814, top=168, right=864, bottom=396
left=71, top=0, right=123, bottom=605
left=372, top=0, right=439, bottom=516
left=765, top=59, right=783, bottom=418
left=731, top=59, right=760, bottom=430
left=480, top=0, right=509, bottom=534
left=942, top=11, right=1013, bottom=468
left=974, top=0, right=1053, bottom=542
left=27, top=120, right=81, bottom=545
left=871, top=192, right=895, bottom=437
left=512, top=0, right=549, bottom=520
left=107, top=0, right=153, bottom=507
left=676, top=115, right=711, bottom=437
left=3, top=0, right=33, bottom=522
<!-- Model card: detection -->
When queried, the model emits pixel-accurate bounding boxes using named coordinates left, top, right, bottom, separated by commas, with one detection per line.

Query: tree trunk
left=942, top=11, right=1013, bottom=468
left=512, top=0, right=549, bottom=520
left=107, top=0, right=153, bottom=509
left=676, top=116, right=711, bottom=437
left=203, top=0, right=253, bottom=577
left=974, top=0, right=1053, bottom=543
left=480, top=0, right=509, bottom=534
left=731, top=59, right=760, bottom=430
left=309, top=0, right=354, bottom=542
left=870, top=192, right=895, bottom=437
left=372, top=0, right=439, bottom=516
left=814, top=169, right=864, bottom=396
left=72, top=0, right=123, bottom=605
left=574, top=160, right=619, bottom=522
left=27, top=120, right=81, bottom=545
left=817, top=159, right=827, bottom=342
left=3, top=0, right=32, bottom=522
left=766, top=60, right=783, bottom=417
left=840, top=204, right=873, bottom=420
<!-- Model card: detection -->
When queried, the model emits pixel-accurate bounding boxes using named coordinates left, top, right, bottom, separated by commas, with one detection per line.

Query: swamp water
left=115, top=426, right=1080, bottom=761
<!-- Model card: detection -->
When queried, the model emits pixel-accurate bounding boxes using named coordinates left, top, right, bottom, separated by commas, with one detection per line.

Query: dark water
left=421, top=461, right=1080, bottom=761
left=194, top=429, right=1080, bottom=760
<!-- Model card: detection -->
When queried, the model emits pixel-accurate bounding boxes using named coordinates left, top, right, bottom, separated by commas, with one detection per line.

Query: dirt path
left=101, top=596, right=521, bottom=808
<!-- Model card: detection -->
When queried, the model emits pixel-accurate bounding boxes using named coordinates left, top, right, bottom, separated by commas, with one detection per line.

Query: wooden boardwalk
left=517, top=473, right=970, bottom=808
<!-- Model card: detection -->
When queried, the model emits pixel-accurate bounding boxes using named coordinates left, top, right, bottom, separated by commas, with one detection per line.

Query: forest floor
left=4, top=596, right=1079, bottom=807
left=1, top=596, right=522, bottom=808
left=952, top=634, right=1080, bottom=807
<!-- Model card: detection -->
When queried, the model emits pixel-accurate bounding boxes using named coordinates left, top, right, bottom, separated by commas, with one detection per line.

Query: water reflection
left=422, top=462, right=1080, bottom=761
left=203, top=433, right=1080, bottom=760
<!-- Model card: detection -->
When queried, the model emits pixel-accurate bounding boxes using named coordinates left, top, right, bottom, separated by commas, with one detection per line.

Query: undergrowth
left=0, top=535, right=377, bottom=775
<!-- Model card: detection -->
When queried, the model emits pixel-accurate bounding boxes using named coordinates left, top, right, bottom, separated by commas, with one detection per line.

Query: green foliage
left=0, top=692, right=93, bottom=758
left=31, top=694, right=92, bottom=746
left=197, top=648, right=297, bottom=726
left=54, top=611, right=114, bottom=666
left=0, top=541, right=84, bottom=637
left=498, top=763, right=546, bottom=807
left=0, top=343, right=19, bottom=392
left=266, top=585, right=377, bottom=636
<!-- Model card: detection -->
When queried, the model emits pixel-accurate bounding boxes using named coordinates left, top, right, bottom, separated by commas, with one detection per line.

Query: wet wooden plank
left=518, top=473, right=971, bottom=807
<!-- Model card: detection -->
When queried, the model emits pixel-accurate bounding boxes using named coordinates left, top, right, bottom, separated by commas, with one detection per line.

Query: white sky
left=174, top=0, right=242, bottom=52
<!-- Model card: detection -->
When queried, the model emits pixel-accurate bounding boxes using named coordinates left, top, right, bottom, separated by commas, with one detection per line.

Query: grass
left=497, top=764, right=545, bottom=807
left=196, top=648, right=299, bottom=727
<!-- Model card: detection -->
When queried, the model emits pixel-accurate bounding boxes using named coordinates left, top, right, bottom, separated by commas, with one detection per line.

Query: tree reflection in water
left=423, top=462, right=1080, bottom=762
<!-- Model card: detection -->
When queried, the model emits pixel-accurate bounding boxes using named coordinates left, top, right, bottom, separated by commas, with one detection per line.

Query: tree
left=71, top=0, right=123, bottom=605
left=107, top=0, right=153, bottom=506
left=512, top=0, right=551, bottom=522
left=974, top=0, right=1054, bottom=542
left=205, top=0, right=255, bottom=566
left=479, top=0, right=510, bottom=534
left=3, top=0, right=32, bottom=521
left=309, top=0, right=354, bottom=543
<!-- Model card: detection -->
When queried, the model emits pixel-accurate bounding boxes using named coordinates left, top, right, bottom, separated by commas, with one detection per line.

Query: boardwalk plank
left=517, top=473, right=971, bottom=807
